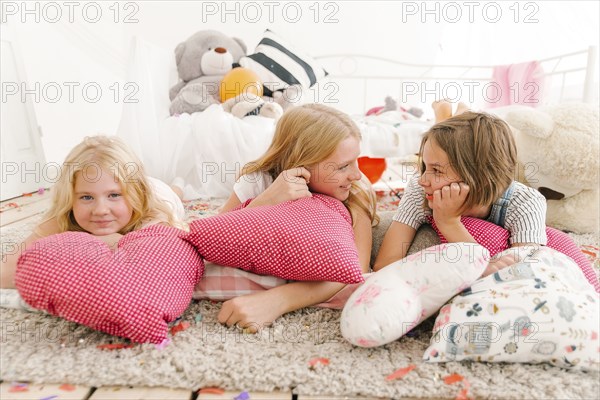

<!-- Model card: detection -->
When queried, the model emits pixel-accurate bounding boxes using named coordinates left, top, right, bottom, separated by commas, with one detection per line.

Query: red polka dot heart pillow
left=15, top=224, right=203, bottom=344
left=184, top=194, right=364, bottom=284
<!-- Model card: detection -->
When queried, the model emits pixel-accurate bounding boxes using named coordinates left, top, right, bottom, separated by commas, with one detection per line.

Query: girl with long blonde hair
left=218, top=103, right=378, bottom=330
left=1, top=135, right=185, bottom=289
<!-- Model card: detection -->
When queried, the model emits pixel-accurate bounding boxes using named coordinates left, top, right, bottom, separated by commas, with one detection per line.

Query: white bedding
left=116, top=37, right=430, bottom=199
left=115, top=36, right=594, bottom=199
left=121, top=104, right=428, bottom=199
left=160, top=106, right=277, bottom=199
left=354, top=112, right=429, bottom=158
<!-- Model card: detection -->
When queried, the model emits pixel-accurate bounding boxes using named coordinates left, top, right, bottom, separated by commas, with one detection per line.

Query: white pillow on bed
left=424, top=246, right=600, bottom=371
left=340, top=243, right=489, bottom=347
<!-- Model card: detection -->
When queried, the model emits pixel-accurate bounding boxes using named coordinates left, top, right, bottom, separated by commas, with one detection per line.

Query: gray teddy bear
left=170, top=30, right=298, bottom=119
left=169, top=30, right=247, bottom=116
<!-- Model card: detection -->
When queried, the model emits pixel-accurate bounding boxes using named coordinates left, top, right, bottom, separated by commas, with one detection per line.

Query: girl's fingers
left=290, top=167, right=311, bottom=183
left=432, top=182, right=469, bottom=203
left=282, top=168, right=311, bottom=186
left=450, top=182, right=460, bottom=195
left=441, top=185, right=451, bottom=199
left=442, top=182, right=469, bottom=199
left=217, top=301, right=234, bottom=325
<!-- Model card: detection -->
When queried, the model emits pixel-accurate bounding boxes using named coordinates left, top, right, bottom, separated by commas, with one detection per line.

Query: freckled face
left=307, top=136, right=363, bottom=201
left=71, top=168, right=133, bottom=235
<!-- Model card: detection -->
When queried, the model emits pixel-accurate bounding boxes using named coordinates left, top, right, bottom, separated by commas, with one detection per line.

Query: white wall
left=3, top=0, right=599, bottom=165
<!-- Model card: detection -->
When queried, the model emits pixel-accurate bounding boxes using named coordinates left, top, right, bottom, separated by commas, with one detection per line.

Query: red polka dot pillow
left=428, top=217, right=599, bottom=291
left=184, top=194, right=364, bottom=284
left=427, top=216, right=510, bottom=257
left=15, top=225, right=203, bottom=344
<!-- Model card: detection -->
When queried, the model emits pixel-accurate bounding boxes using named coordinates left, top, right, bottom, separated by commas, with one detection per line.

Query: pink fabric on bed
left=486, top=61, right=545, bottom=108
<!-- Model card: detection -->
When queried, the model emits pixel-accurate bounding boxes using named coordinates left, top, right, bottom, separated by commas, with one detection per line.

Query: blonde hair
left=43, top=135, right=183, bottom=233
left=243, top=104, right=378, bottom=225
left=419, top=111, right=517, bottom=211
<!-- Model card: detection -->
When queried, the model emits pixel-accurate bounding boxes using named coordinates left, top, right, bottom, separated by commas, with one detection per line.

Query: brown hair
left=243, top=104, right=378, bottom=225
left=419, top=111, right=517, bottom=211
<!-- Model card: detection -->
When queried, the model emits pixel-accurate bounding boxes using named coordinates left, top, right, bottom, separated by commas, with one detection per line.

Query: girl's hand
left=95, top=233, right=123, bottom=251
left=481, top=252, right=520, bottom=277
left=218, top=290, right=286, bottom=333
left=430, top=182, right=469, bottom=226
left=252, top=167, right=312, bottom=207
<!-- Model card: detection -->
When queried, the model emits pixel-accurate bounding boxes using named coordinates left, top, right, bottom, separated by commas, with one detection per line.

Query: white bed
left=116, top=37, right=597, bottom=199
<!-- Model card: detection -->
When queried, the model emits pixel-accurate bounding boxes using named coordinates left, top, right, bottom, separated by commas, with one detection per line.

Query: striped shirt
left=393, top=175, right=547, bottom=245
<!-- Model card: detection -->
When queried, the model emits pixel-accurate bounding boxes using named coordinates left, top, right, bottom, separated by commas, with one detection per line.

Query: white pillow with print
left=341, top=243, right=490, bottom=347
left=424, top=246, right=599, bottom=371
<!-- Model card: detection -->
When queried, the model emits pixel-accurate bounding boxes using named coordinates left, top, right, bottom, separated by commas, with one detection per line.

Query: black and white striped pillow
left=239, top=30, right=327, bottom=96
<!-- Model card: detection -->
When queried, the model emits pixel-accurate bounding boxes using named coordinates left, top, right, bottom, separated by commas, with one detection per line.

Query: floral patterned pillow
left=340, top=243, right=490, bottom=347
left=424, top=246, right=599, bottom=371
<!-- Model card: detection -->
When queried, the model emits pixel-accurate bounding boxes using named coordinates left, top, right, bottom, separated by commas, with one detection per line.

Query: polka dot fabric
left=428, top=216, right=599, bottom=292
left=428, top=216, right=510, bottom=257
left=184, top=194, right=364, bottom=284
left=15, top=225, right=204, bottom=344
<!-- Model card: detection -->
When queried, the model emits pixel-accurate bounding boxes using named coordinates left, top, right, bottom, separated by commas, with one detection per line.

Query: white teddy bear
left=504, top=103, right=599, bottom=234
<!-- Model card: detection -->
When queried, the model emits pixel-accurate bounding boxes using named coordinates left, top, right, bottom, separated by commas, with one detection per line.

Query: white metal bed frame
left=315, top=46, right=598, bottom=113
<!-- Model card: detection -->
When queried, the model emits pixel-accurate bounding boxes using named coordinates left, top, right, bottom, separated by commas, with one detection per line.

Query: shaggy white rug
left=1, top=200, right=599, bottom=399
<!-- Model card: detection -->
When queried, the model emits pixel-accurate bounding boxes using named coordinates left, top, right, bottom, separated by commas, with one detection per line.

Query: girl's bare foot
left=455, top=102, right=470, bottom=115
left=432, top=99, right=453, bottom=122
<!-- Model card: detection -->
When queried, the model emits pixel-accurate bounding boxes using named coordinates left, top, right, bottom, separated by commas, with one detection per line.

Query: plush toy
left=219, top=67, right=263, bottom=103
left=504, top=103, right=599, bottom=234
left=366, top=96, right=424, bottom=119
left=169, top=30, right=289, bottom=119
left=222, top=93, right=283, bottom=120
left=169, top=30, right=247, bottom=115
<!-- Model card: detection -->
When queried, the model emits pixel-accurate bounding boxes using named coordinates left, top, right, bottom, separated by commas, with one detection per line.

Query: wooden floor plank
left=0, top=188, right=50, bottom=208
left=197, top=390, right=292, bottom=400
left=0, top=196, right=50, bottom=227
left=0, top=211, right=44, bottom=232
left=0, top=382, right=92, bottom=399
left=297, top=397, right=398, bottom=400
left=90, top=386, right=192, bottom=400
